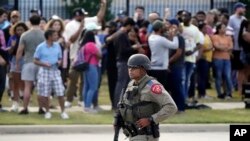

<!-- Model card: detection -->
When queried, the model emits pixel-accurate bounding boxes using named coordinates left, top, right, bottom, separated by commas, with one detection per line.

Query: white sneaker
left=61, top=112, right=69, bottom=119
left=45, top=112, right=52, bottom=119
left=84, top=108, right=98, bottom=114
left=64, top=101, right=72, bottom=108
left=10, top=102, right=19, bottom=112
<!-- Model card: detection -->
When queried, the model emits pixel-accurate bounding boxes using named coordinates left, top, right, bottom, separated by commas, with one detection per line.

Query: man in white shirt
left=180, top=11, right=202, bottom=100
left=148, top=20, right=179, bottom=90
left=63, top=0, right=106, bottom=108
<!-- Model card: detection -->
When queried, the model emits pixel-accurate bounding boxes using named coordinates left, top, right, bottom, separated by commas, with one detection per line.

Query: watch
left=148, top=116, right=154, bottom=123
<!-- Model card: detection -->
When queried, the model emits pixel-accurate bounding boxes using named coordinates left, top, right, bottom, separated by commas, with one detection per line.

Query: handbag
left=73, top=48, right=93, bottom=72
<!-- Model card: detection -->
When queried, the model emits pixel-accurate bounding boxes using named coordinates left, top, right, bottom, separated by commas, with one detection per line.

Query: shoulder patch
left=151, top=84, right=162, bottom=94
left=146, top=80, right=154, bottom=87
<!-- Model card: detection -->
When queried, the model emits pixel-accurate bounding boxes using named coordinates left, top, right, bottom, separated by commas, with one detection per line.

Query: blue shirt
left=34, top=41, right=62, bottom=66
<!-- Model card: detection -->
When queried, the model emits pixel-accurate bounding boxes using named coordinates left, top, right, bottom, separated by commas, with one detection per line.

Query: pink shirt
left=81, top=42, right=99, bottom=65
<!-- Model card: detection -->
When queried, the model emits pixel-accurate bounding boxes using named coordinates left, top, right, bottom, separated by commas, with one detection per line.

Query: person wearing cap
left=114, top=10, right=128, bottom=28
left=180, top=11, right=202, bottom=100
left=84, top=22, right=103, bottom=110
left=148, top=20, right=178, bottom=91
left=228, top=2, right=247, bottom=91
left=63, top=0, right=107, bottom=108
left=104, top=21, right=118, bottom=110
left=167, top=19, right=186, bottom=112
left=113, top=54, right=177, bottom=141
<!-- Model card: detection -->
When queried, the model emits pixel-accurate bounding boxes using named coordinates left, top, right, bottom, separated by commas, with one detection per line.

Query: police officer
left=114, top=54, right=178, bottom=141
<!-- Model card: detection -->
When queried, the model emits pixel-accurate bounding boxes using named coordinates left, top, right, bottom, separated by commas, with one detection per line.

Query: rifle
left=113, top=112, right=124, bottom=141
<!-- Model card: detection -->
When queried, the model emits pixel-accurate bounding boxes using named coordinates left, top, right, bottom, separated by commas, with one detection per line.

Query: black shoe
left=19, top=109, right=29, bottom=115
left=38, top=108, right=45, bottom=114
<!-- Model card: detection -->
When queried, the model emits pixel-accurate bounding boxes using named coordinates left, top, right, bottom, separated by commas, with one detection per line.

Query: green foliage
left=63, top=0, right=114, bottom=21
left=239, top=0, right=250, bottom=18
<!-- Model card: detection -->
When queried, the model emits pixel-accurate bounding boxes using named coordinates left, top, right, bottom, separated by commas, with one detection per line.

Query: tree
left=239, top=0, right=250, bottom=18
left=63, top=0, right=114, bottom=21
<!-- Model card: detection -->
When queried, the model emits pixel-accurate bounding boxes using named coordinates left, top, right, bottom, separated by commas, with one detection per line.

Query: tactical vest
left=118, top=75, right=160, bottom=123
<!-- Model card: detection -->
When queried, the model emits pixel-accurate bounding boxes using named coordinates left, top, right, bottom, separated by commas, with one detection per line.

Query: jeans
left=83, top=64, right=99, bottom=108
left=92, top=66, right=101, bottom=107
left=114, top=62, right=129, bottom=109
left=197, top=59, right=210, bottom=97
left=169, top=65, right=185, bottom=111
left=183, top=61, right=195, bottom=99
left=213, top=59, right=233, bottom=96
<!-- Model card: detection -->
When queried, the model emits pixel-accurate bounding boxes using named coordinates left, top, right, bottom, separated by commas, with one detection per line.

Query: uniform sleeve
left=148, top=82, right=178, bottom=124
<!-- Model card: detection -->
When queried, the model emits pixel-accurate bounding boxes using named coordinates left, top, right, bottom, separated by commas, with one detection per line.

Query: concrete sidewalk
left=0, top=124, right=231, bottom=134
left=0, top=102, right=245, bottom=134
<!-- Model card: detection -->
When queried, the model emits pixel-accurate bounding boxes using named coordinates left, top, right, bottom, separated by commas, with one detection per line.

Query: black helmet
left=127, top=54, right=151, bottom=70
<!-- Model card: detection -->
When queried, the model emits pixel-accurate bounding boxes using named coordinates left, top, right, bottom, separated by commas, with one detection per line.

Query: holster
left=151, top=123, right=160, bottom=138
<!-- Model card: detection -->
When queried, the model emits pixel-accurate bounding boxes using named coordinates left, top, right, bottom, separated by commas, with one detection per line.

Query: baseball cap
left=152, top=20, right=164, bottom=31
left=73, top=8, right=88, bottom=16
left=85, top=22, right=101, bottom=31
left=169, top=18, right=179, bottom=26
left=234, top=2, right=246, bottom=10
left=10, top=10, right=20, bottom=17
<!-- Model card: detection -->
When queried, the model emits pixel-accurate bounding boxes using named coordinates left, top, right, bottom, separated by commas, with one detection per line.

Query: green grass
left=0, top=74, right=249, bottom=125
left=0, top=109, right=250, bottom=125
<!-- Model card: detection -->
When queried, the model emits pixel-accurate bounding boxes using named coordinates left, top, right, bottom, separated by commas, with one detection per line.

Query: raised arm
left=96, top=0, right=107, bottom=23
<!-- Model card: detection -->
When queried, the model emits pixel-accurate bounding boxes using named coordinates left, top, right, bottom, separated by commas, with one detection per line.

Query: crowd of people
left=0, top=1, right=250, bottom=118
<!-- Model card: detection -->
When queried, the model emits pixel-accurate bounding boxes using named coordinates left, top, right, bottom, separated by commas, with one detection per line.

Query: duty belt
left=124, top=122, right=153, bottom=137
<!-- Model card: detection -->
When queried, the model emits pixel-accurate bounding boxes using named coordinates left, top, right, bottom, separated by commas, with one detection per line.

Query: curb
left=0, top=124, right=230, bottom=134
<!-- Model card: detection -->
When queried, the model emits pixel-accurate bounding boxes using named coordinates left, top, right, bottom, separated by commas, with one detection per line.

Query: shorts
left=10, top=57, right=24, bottom=73
left=21, top=62, right=39, bottom=81
left=37, top=67, right=65, bottom=97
